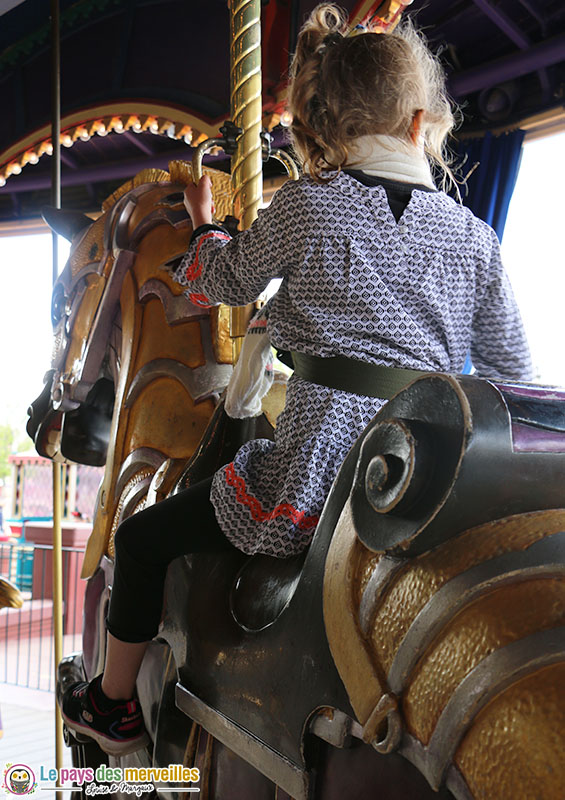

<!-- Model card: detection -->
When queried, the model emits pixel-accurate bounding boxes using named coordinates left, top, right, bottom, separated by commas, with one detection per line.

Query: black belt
left=291, top=351, right=426, bottom=399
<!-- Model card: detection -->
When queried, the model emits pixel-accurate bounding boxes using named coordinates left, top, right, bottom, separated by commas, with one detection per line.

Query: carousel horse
left=27, top=161, right=243, bottom=578
left=29, top=165, right=565, bottom=799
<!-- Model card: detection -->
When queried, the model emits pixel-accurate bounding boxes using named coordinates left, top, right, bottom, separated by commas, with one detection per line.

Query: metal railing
left=0, top=540, right=84, bottom=692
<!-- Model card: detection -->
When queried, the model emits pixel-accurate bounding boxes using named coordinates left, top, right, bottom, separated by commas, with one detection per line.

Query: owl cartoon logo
left=3, top=764, right=36, bottom=796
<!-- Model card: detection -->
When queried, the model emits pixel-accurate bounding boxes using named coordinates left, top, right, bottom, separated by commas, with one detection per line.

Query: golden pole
left=229, top=0, right=263, bottom=358
left=50, top=0, right=64, bottom=792
left=52, top=462, right=64, bottom=794
left=229, top=0, right=263, bottom=227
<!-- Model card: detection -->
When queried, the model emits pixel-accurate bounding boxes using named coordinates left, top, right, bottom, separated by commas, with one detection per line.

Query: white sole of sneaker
left=61, top=710, right=150, bottom=756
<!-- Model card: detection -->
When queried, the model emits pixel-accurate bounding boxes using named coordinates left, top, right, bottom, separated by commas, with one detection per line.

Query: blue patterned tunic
left=175, top=172, right=532, bottom=557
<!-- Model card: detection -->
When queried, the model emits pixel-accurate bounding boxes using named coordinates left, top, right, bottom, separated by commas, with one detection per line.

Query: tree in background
left=0, top=423, right=31, bottom=480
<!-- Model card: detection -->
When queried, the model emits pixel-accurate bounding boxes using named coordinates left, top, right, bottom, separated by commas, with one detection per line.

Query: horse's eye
left=51, top=283, right=67, bottom=326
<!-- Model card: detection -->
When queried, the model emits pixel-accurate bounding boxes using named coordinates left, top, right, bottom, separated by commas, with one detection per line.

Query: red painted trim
left=224, top=463, right=319, bottom=531
left=249, top=318, right=268, bottom=329
left=188, top=292, right=213, bottom=308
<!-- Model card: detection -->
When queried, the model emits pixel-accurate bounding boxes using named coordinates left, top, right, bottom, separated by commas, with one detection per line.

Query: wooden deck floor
left=1, top=683, right=73, bottom=798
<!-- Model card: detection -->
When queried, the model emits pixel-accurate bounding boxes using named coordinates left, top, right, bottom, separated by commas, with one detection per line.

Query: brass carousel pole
left=50, top=0, right=64, bottom=793
left=229, top=0, right=263, bottom=359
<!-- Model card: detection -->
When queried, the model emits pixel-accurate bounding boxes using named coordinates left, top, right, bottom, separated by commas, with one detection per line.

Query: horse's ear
left=41, top=206, right=92, bottom=242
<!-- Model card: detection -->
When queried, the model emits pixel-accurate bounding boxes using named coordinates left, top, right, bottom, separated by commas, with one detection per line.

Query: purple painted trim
left=495, top=382, right=565, bottom=402
left=449, top=32, right=565, bottom=96
left=472, top=0, right=530, bottom=49
left=0, top=152, right=186, bottom=194
left=122, top=130, right=156, bottom=156
left=517, top=0, right=548, bottom=33
left=511, top=422, right=565, bottom=453
left=0, top=150, right=224, bottom=195
left=0, top=129, right=288, bottom=196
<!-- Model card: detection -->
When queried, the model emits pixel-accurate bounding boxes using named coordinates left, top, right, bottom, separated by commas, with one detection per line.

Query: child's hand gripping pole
left=183, top=174, right=215, bottom=229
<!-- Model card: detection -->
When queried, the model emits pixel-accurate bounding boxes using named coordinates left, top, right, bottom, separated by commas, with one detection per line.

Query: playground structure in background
left=7, top=453, right=102, bottom=529
left=0, top=452, right=101, bottom=589
left=0, top=453, right=98, bottom=690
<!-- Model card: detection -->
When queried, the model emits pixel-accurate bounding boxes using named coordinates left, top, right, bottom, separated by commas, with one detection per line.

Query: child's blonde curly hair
left=288, top=4, right=457, bottom=188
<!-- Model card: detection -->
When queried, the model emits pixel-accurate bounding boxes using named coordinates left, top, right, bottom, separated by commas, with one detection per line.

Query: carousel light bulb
left=97, top=124, right=107, bottom=136
left=280, top=110, right=293, bottom=128
left=61, top=134, right=73, bottom=147
left=28, top=152, right=39, bottom=164
left=184, top=131, right=193, bottom=145
left=10, top=163, right=22, bottom=175
left=113, top=119, right=124, bottom=133
left=149, top=119, right=159, bottom=133
left=77, top=127, right=90, bottom=141
left=0, top=176, right=5, bottom=187
left=46, top=143, right=54, bottom=155
left=133, top=121, right=142, bottom=132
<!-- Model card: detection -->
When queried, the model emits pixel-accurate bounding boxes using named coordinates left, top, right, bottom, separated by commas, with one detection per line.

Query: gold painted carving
left=0, top=576, right=23, bottom=609
left=455, top=663, right=565, bottom=799
left=324, top=507, right=565, bottom=794
left=404, top=575, right=565, bottom=743
left=367, top=508, right=565, bottom=673
left=211, top=305, right=237, bottom=365
left=323, top=500, right=389, bottom=735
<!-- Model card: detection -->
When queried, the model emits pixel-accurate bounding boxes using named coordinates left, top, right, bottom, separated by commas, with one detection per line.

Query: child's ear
left=410, top=109, right=424, bottom=145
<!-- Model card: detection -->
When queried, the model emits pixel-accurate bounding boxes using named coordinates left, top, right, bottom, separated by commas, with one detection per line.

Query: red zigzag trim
left=185, top=231, right=231, bottom=281
left=224, top=463, right=319, bottom=531
left=184, top=231, right=231, bottom=308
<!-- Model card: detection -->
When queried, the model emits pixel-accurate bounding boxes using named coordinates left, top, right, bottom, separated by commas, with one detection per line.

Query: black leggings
left=106, top=477, right=237, bottom=643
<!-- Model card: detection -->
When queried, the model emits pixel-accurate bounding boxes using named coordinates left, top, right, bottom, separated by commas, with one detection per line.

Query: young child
left=60, top=3, right=532, bottom=755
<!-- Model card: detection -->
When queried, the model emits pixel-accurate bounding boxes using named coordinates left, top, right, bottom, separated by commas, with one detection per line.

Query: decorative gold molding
left=457, top=105, right=565, bottom=141
left=0, top=101, right=228, bottom=188
left=521, top=106, right=565, bottom=141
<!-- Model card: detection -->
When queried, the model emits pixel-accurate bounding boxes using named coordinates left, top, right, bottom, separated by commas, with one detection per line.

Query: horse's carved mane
left=101, top=168, right=171, bottom=212
left=101, top=161, right=233, bottom=221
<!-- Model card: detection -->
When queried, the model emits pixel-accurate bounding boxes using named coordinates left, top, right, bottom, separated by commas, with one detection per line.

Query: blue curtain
left=455, top=129, right=525, bottom=240
left=455, top=130, right=525, bottom=372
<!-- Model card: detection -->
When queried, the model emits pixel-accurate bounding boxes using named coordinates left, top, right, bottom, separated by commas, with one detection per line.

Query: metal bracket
left=218, top=120, right=243, bottom=154
left=191, top=121, right=299, bottom=183
left=309, top=708, right=362, bottom=748
left=261, top=130, right=273, bottom=162
left=191, top=121, right=242, bottom=183
left=175, top=683, right=309, bottom=800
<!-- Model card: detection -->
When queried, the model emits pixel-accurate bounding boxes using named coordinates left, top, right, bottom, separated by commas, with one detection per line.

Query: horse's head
left=27, top=207, right=111, bottom=464
left=28, top=163, right=237, bottom=576
left=27, top=163, right=233, bottom=467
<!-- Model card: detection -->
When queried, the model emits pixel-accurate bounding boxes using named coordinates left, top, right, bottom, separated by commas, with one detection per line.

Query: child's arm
left=470, top=230, right=533, bottom=382
left=175, top=177, right=301, bottom=308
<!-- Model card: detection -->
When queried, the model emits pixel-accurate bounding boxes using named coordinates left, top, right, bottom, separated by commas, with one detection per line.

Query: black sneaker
left=60, top=674, right=149, bottom=755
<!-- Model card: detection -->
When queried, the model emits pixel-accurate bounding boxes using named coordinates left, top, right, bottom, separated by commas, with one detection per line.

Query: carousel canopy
left=0, top=0, right=564, bottom=227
